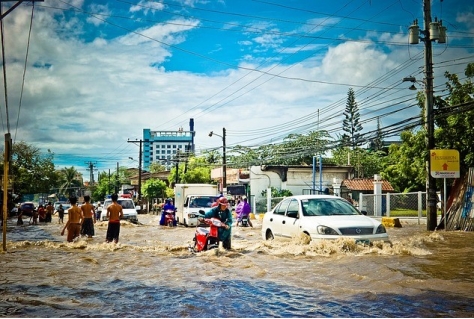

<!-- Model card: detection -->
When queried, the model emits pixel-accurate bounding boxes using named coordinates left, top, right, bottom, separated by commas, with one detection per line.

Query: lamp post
left=209, top=128, right=226, bottom=194
left=406, top=0, right=445, bottom=231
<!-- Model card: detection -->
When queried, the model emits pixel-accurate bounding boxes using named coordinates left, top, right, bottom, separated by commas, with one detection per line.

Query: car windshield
left=189, top=196, right=220, bottom=208
left=301, top=198, right=360, bottom=216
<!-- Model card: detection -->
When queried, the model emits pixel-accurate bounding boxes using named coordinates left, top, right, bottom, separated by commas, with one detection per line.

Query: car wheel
left=265, top=229, right=274, bottom=240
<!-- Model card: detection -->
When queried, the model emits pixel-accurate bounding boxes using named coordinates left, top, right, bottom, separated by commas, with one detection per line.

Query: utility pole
left=408, top=0, right=446, bottom=231
left=128, top=139, right=143, bottom=203
left=115, top=162, right=119, bottom=194
left=1, top=0, right=44, bottom=21
left=85, top=161, right=97, bottom=185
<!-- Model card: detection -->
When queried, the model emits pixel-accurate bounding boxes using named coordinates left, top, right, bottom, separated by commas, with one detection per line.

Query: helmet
left=216, top=197, right=229, bottom=208
left=165, top=198, right=172, bottom=204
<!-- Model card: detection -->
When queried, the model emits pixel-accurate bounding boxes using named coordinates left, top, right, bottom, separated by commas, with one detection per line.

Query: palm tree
left=59, top=166, right=82, bottom=197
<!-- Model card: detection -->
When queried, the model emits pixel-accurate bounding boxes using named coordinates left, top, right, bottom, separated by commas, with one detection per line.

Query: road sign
left=430, top=149, right=460, bottom=178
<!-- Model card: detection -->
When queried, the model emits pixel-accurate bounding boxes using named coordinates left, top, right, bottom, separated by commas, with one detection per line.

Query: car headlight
left=317, top=225, right=338, bottom=235
left=376, top=224, right=387, bottom=234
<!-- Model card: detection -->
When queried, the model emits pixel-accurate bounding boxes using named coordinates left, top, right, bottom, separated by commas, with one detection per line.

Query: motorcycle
left=164, top=209, right=176, bottom=227
left=236, top=212, right=250, bottom=227
left=189, top=214, right=226, bottom=252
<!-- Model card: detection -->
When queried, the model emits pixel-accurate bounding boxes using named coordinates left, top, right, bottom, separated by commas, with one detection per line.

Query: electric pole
left=408, top=0, right=446, bottom=230
left=85, top=161, right=97, bottom=185
left=128, top=139, right=143, bottom=203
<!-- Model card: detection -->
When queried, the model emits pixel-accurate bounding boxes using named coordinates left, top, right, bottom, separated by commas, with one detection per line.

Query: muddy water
left=1, top=214, right=474, bottom=318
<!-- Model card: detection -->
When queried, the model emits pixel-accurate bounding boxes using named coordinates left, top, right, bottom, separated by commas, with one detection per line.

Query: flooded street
left=1, top=214, right=474, bottom=317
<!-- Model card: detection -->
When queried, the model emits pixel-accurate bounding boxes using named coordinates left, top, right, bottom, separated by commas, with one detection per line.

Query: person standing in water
left=61, top=196, right=84, bottom=242
left=105, top=194, right=123, bottom=244
left=80, top=195, right=96, bottom=238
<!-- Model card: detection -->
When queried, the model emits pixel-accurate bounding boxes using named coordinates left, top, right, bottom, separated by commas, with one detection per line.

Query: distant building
left=143, top=119, right=195, bottom=171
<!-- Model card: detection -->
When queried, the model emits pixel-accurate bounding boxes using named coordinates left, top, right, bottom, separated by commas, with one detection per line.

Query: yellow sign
left=430, top=149, right=460, bottom=178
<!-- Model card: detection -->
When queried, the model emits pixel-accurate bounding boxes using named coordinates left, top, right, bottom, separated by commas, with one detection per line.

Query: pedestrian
left=45, top=202, right=54, bottom=223
left=16, top=210, right=24, bottom=225
left=105, top=193, right=123, bottom=243
left=80, top=195, right=96, bottom=238
left=37, top=205, right=46, bottom=223
left=61, top=196, right=83, bottom=242
left=31, top=207, right=38, bottom=225
left=57, top=204, right=65, bottom=224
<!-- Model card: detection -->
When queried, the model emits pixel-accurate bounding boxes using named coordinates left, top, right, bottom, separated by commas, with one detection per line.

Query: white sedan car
left=261, top=195, right=389, bottom=244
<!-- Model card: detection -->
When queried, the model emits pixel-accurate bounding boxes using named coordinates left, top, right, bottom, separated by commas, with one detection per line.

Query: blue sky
left=0, top=0, right=473, bottom=181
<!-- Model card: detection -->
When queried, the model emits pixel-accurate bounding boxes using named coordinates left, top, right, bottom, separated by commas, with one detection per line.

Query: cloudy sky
left=0, top=0, right=473, bottom=180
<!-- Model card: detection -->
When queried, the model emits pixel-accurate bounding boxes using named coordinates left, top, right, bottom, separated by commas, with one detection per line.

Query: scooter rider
left=160, top=198, right=177, bottom=226
left=235, top=197, right=253, bottom=227
left=200, top=197, right=233, bottom=250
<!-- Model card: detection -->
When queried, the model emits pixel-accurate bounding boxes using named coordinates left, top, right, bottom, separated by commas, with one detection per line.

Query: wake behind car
left=261, top=195, right=389, bottom=244
left=100, top=197, right=139, bottom=223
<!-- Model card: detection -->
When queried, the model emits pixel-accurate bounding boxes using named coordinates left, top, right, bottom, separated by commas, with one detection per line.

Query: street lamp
left=209, top=128, right=226, bottom=194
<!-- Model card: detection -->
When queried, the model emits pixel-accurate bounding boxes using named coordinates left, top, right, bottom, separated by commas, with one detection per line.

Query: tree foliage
left=380, top=131, right=426, bottom=192
left=228, top=130, right=332, bottom=167
left=142, top=178, right=167, bottom=200
left=341, top=88, right=363, bottom=148
left=6, top=141, right=60, bottom=198
left=433, top=63, right=474, bottom=175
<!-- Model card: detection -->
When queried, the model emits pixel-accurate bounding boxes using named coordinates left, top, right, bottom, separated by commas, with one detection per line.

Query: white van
left=100, top=197, right=139, bottom=223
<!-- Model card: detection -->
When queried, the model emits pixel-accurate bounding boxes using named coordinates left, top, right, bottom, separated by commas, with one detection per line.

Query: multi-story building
left=143, top=119, right=195, bottom=171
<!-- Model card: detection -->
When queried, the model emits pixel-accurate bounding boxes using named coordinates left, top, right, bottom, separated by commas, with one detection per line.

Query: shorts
left=106, top=221, right=121, bottom=242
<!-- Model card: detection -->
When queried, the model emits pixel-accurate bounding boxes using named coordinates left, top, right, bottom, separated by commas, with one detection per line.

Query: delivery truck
left=174, top=183, right=219, bottom=227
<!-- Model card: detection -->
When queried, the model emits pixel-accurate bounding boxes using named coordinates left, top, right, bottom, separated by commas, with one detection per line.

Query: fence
left=359, top=191, right=428, bottom=221
left=250, top=191, right=430, bottom=223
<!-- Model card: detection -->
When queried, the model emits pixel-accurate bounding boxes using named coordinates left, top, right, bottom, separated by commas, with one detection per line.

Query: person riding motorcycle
left=160, top=198, right=177, bottom=226
left=199, top=197, right=232, bottom=250
left=235, top=197, right=253, bottom=227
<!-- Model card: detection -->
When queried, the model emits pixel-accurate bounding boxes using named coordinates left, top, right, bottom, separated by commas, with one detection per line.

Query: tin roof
left=342, top=178, right=394, bottom=192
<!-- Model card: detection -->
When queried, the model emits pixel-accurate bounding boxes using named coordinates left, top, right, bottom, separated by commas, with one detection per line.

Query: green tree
left=369, top=117, right=384, bottom=151
left=331, top=146, right=384, bottom=178
left=7, top=141, right=60, bottom=198
left=168, top=155, right=213, bottom=185
left=434, top=63, right=474, bottom=175
left=381, top=130, right=426, bottom=192
left=58, top=166, right=82, bottom=197
left=341, top=88, right=363, bottom=148
left=142, top=178, right=167, bottom=202
left=149, top=162, right=166, bottom=173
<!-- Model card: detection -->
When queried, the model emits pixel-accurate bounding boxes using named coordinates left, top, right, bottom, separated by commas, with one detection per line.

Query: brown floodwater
left=1, top=214, right=473, bottom=317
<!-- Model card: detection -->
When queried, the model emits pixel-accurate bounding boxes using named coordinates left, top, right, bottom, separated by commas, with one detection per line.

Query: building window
left=173, top=145, right=176, bottom=148
left=167, top=145, right=171, bottom=148
left=167, top=150, right=171, bottom=154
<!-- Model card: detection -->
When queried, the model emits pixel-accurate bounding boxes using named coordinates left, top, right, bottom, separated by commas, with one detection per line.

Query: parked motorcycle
left=189, top=213, right=226, bottom=252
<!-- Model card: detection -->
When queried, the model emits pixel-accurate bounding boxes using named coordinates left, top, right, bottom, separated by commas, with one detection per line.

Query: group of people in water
left=60, top=193, right=123, bottom=244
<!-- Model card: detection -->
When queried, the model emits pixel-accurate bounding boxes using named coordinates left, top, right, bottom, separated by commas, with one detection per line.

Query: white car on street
left=100, top=197, right=139, bottom=223
left=261, top=195, right=389, bottom=244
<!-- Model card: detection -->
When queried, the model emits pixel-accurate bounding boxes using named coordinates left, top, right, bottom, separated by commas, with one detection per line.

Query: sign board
left=430, top=149, right=460, bottom=178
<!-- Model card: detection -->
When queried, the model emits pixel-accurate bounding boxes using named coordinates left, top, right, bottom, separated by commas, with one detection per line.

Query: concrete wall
left=249, top=165, right=352, bottom=199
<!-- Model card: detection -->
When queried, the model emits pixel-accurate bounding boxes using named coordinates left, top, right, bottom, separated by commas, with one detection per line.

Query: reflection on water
left=1, top=215, right=474, bottom=317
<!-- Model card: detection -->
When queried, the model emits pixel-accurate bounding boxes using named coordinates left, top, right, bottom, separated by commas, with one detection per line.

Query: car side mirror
left=135, top=206, right=141, bottom=211
left=360, top=210, right=368, bottom=215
